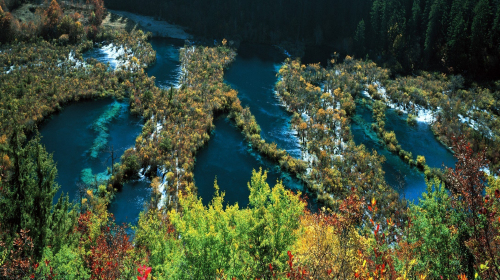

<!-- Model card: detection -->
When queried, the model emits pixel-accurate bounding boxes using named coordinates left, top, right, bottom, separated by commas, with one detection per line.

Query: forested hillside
left=2, top=0, right=500, bottom=279
left=362, top=0, right=500, bottom=77
left=102, top=0, right=500, bottom=77
left=103, top=0, right=370, bottom=46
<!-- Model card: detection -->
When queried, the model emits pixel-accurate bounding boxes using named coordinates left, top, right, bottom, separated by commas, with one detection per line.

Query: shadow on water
left=109, top=180, right=152, bottom=225
left=193, top=42, right=314, bottom=209
left=193, top=116, right=310, bottom=209
left=351, top=104, right=427, bottom=203
left=224, top=43, right=301, bottom=159
left=146, top=37, right=185, bottom=88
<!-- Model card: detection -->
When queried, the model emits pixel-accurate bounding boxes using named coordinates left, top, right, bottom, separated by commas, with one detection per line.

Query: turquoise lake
left=39, top=37, right=457, bottom=225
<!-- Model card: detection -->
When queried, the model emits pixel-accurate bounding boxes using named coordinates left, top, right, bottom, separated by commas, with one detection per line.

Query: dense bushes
left=0, top=0, right=106, bottom=44
left=3, top=2, right=500, bottom=277
left=3, top=133, right=499, bottom=278
left=276, top=57, right=405, bottom=219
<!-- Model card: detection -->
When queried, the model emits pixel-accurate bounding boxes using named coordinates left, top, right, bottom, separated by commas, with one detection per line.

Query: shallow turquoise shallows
left=39, top=98, right=146, bottom=225
left=351, top=103, right=456, bottom=202
left=39, top=38, right=183, bottom=225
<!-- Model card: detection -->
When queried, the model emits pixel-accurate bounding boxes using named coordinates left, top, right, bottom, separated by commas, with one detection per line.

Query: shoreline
left=104, top=9, right=193, bottom=40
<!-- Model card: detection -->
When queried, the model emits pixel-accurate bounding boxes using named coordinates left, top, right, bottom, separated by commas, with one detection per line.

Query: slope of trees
left=3, top=1, right=500, bottom=278
left=360, top=0, right=500, bottom=77
left=103, top=0, right=370, bottom=47
left=3, top=131, right=500, bottom=279
left=100, top=0, right=500, bottom=77
left=0, top=0, right=106, bottom=43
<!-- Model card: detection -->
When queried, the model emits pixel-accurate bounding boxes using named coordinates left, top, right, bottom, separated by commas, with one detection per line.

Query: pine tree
left=0, top=129, right=59, bottom=260
left=424, top=0, right=448, bottom=64
left=370, top=0, right=385, bottom=51
left=44, top=0, right=63, bottom=38
left=446, top=0, right=471, bottom=70
left=46, top=193, right=78, bottom=256
left=354, top=19, right=366, bottom=55
left=471, top=0, right=492, bottom=67
left=0, top=5, right=13, bottom=43
left=491, top=0, right=500, bottom=52
left=408, top=178, right=462, bottom=278
left=410, top=0, right=422, bottom=37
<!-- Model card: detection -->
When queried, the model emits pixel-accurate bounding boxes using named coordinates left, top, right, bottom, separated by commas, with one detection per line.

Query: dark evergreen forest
left=104, top=0, right=500, bottom=77
left=3, top=0, right=500, bottom=278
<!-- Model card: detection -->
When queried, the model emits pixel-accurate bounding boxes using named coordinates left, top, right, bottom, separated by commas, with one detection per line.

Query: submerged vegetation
left=2, top=0, right=500, bottom=278
left=89, top=101, right=122, bottom=159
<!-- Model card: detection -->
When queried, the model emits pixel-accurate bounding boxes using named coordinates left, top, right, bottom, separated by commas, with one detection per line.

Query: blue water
left=194, top=116, right=304, bottom=208
left=83, top=47, right=117, bottom=70
left=384, top=109, right=456, bottom=169
left=224, top=44, right=301, bottom=158
left=39, top=98, right=145, bottom=224
left=351, top=104, right=427, bottom=202
left=193, top=43, right=307, bottom=208
left=39, top=39, right=184, bottom=225
left=146, top=38, right=183, bottom=88
left=109, top=180, right=151, bottom=225
left=42, top=38, right=455, bottom=221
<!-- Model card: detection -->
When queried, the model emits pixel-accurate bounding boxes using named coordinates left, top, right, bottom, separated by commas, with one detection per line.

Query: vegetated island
left=1, top=0, right=500, bottom=279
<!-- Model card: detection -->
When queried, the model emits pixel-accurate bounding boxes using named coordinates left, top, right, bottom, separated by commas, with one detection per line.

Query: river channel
left=39, top=36, right=457, bottom=226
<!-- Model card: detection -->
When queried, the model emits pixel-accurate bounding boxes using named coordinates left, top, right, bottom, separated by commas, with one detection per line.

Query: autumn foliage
left=0, top=0, right=106, bottom=43
left=446, top=136, right=500, bottom=279
left=3, top=3, right=500, bottom=277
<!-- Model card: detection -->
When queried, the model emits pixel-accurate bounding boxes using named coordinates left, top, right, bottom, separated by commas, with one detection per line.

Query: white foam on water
left=458, top=112, right=494, bottom=139
left=67, top=51, right=86, bottom=68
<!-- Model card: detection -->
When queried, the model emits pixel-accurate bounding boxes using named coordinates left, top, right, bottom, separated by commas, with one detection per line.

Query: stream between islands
left=39, top=37, right=456, bottom=225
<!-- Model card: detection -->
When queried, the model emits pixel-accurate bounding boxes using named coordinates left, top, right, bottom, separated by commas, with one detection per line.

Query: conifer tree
left=446, top=0, right=471, bottom=70
left=354, top=19, right=366, bottom=55
left=471, top=0, right=492, bottom=66
left=0, top=5, right=12, bottom=43
left=44, top=0, right=62, bottom=37
left=491, top=0, right=500, bottom=51
left=0, top=129, right=59, bottom=260
left=424, top=0, right=448, bottom=63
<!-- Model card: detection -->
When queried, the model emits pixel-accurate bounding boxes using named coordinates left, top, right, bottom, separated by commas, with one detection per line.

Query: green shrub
left=416, top=155, right=426, bottom=170
left=407, top=114, right=417, bottom=126
left=121, top=149, right=140, bottom=178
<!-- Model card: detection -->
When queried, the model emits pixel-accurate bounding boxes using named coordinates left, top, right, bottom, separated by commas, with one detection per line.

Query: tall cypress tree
left=424, top=0, right=448, bottom=64
left=410, top=0, right=423, bottom=38
left=446, top=0, right=472, bottom=71
left=471, top=0, right=492, bottom=67
left=370, top=0, right=385, bottom=51
left=491, top=0, right=500, bottom=52
left=0, top=129, right=59, bottom=260
left=354, top=19, right=366, bottom=55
